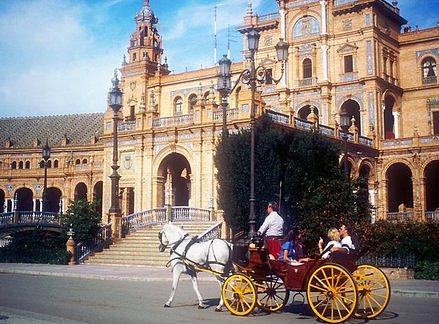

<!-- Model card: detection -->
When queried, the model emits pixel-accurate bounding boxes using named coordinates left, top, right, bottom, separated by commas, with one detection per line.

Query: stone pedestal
left=111, top=212, right=122, bottom=239
left=66, top=236, right=76, bottom=266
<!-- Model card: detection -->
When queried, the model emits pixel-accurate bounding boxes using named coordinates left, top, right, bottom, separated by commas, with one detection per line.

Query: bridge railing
left=75, top=223, right=112, bottom=264
left=0, top=211, right=62, bottom=227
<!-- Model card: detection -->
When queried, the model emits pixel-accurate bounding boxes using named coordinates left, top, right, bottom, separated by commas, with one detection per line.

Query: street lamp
left=217, top=27, right=288, bottom=236
left=108, top=69, right=123, bottom=239
left=42, top=139, right=51, bottom=213
left=339, top=110, right=350, bottom=178
left=217, top=55, right=232, bottom=137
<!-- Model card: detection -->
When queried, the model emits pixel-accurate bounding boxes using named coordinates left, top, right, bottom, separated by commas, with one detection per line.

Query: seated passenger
left=330, top=223, right=355, bottom=255
left=318, top=227, right=342, bottom=259
left=278, top=230, right=296, bottom=262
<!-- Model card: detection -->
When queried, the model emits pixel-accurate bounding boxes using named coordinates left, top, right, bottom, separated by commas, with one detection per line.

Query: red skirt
left=265, top=238, right=282, bottom=258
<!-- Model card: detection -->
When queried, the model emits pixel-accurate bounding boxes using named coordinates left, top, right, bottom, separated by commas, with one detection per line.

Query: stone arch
left=45, top=187, right=62, bottom=213
left=358, top=158, right=376, bottom=183
left=340, top=99, right=362, bottom=134
left=188, top=93, right=197, bottom=112
left=386, top=162, right=413, bottom=213
left=339, top=155, right=356, bottom=178
left=297, top=104, right=319, bottom=121
left=74, top=182, right=88, bottom=202
left=424, top=160, right=439, bottom=212
left=15, top=187, right=33, bottom=211
left=154, top=147, right=193, bottom=207
left=93, top=181, right=103, bottom=215
left=0, top=189, right=4, bottom=213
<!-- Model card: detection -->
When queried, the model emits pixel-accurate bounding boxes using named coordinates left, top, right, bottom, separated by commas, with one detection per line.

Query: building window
left=129, top=105, right=135, bottom=120
left=82, top=159, right=88, bottom=165
left=344, top=55, right=353, bottom=73
left=188, top=94, right=197, bottom=111
left=422, top=57, right=437, bottom=84
left=11, top=161, right=17, bottom=169
left=133, top=53, right=137, bottom=62
left=54, top=160, right=59, bottom=168
left=303, top=58, right=312, bottom=79
left=433, top=111, right=439, bottom=135
left=18, top=161, right=24, bottom=169
left=75, top=159, right=81, bottom=165
left=25, top=161, right=31, bottom=169
left=174, top=97, right=183, bottom=115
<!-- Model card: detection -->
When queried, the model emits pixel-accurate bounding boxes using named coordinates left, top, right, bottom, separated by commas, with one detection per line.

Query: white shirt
left=341, top=236, right=355, bottom=252
left=322, top=240, right=342, bottom=259
left=257, top=211, right=284, bottom=237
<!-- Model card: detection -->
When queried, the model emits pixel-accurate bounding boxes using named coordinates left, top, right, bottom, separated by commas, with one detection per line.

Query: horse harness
left=163, top=233, right=231, bottom=278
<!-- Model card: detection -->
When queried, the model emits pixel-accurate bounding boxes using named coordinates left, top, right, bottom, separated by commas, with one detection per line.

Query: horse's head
left=158, top=222, right=187, bottom=252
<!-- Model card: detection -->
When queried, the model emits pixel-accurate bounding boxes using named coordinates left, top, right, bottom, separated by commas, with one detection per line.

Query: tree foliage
left=61, top=199, right=101, bottom=244
left=214, top=117, right=371, bottom=253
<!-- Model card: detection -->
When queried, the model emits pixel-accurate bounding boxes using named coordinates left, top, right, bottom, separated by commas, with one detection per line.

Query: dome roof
left=135, top=0, right=157, bottom=25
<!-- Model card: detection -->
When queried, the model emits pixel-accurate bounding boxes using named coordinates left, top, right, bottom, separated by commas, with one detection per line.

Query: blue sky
left=0, top=0, right=437, bottom=117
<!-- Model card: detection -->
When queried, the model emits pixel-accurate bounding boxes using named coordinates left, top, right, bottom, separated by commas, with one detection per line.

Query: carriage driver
left=257, top=201, right=284, bottom=258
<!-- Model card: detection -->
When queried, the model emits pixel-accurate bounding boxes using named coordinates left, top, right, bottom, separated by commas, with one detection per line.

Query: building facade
left=1, top=0, right=438, bottom=222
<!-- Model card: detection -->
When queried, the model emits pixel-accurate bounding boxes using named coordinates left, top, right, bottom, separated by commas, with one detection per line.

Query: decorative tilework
left=366, top=40, right=374, bottom=75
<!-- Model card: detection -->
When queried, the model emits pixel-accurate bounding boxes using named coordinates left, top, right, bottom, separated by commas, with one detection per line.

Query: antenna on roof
left=214, top=4, right=218, bottom=65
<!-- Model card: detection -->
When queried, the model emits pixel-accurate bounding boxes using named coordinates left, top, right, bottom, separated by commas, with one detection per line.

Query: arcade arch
left=386, top=163, right=413, bottom=212
left=424, top=160, right=439, bottom=212
left=340, top=99, right=361, bottom=134
left=45, top=187, right=62, bottom=213
left=74, top=182, right=88, bottom=202
left=15, top=188, right=33, bottom=211
left=93, top=181, right=103, bottom=215
left=157, top=153, right=192, bottom=207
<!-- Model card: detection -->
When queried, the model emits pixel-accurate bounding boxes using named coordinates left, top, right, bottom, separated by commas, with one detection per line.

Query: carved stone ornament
left=130, top=81, right=137, bottom=90
left=123, top=155, right=133, bottom=170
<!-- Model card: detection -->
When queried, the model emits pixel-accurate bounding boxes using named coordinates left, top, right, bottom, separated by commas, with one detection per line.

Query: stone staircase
left=85, top=221, right=218, bottom=266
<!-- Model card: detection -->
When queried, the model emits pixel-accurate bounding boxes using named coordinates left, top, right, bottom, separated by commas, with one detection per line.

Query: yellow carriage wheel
left=307, top=264, right=358, bottom=324
left=257, top=274, right=290, bottom=312
left=353, top=264, right=391, bottom=319
left=222, top=274, right=257, bottom=316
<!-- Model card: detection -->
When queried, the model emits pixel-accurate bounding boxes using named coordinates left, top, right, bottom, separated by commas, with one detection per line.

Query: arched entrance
left=93, top=181, right=103, bottom=215
left=16, top=188, right=33, bottom=211
left=386, top=163, right=413, bottom=212
left=0, top=189, right=5, bottom=213
left=340, top=99, right=361, bottom=134
left=158, top=153, right=191, bottom=207
left=384, top=96, right=395, bottom=139
left=45, top=187, right=62, bottom=213
left=74, top=182, right=88, bottom=202
left=425, top=160, right=439, bottom=212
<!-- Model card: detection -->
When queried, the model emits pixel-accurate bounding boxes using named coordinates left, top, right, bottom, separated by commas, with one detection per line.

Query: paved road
left=0, top=273, right=438, bottom=324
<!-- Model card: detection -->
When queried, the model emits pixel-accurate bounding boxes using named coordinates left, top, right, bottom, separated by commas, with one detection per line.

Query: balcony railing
left=152, top=114, right=193, bottom=128
left=258, top=12, right=280, bottom=22
left=298, top=77, right=317, bottom=87
left=265, top=109, right=289, bottom=124
left=387, top=211, right=413, bottom=221
left=425, top=211, right=439, bottom=221
left=118, top=120, right=136, bottom=132
left=340, top=72, right=358, bottom=82
left=213, top=108, right=239, bottom=122
left=423, top=76, right=437, bottom=85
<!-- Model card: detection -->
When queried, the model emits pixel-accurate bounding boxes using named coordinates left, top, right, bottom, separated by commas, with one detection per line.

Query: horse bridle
left=158, top=230, right=189, bottom=252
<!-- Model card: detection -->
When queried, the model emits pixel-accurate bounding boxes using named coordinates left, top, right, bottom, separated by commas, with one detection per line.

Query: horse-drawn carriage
left=223, top=237, right=391, bottom=323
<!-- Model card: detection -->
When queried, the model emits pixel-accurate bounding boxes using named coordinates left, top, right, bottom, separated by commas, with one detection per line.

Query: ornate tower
left=117, top=0, right=169, bottom=121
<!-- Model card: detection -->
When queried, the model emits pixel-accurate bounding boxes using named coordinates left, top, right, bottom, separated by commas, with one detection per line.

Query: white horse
left=158, top=222, right=233, bottom=311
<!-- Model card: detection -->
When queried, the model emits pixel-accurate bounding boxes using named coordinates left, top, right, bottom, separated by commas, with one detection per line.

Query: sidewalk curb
left=0, top=269, right=217, bottom=282
left=392, top=289, right=439, bottom=299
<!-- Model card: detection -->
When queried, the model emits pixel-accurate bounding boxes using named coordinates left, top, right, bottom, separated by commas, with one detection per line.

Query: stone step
left=90, top=254, right=169, bottom=261
left=85, top=258, right=167, bottom=266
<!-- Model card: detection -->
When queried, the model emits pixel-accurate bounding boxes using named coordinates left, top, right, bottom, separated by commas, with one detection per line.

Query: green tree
left=61, top=199, right=101, bottom=244
left=215, top=117, right=371, bottom=253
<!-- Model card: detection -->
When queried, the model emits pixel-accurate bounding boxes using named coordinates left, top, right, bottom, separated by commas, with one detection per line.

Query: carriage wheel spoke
left=332, top=296, right=343, bottom=319
left=335, top=295, right=350, bottom=313
left=337, top=293, right=354, bottom=304
left=320, top=269, right=332, bottom=289
left=309, top=283, right=327, bottom=292
left=367, top=292, right=384, bottom=308
left=314, top=275, right=329, bottom=290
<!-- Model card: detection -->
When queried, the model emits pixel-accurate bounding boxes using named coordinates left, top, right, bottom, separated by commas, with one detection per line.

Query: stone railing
left=340, top=72, right=358, bottom=82
left=265, top=109, right=289, bottom=125
left=386, top=211, right=413, bottom=222
left=257, top=12, right=280, bottom=22
left=298, top=77, right=317, bottom=87
left=423, top=76, right=437, bottom=85
left=118, top=120, right=136, bottom=132
left=213, top=108, right=239, bottom=122
left=198, top=222, right=223, bottom=242
left=122, top=207, right=213, bottom=235
left=152, top=114, right=193, bottom=128
left=425, top=210, right=439, bottom=221
left=0, top=211, right=61, bottom=227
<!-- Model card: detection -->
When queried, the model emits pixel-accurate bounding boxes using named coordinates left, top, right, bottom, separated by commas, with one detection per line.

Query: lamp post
left=217, top=28, right=288, bottom=236
left=42, top=139, right=51, bottom=213
left=339, top=111, right=350, bottom=178
left=108, top=69, right=123, bottom=239
left=217, top=55, right=232, bottom=137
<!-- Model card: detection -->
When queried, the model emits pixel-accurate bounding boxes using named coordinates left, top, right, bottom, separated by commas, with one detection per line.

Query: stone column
left=294, top=47, right=300, bottom=86
left=32, top=199, right=36, bottom=212
left=321, top=44, right=329, bottom=81
left=5, top=199, right=10, bottom=212
left=392, top=111, right=400, bottom=138
left=320, top=0, right=328, bottom=35
left=420, top=177, right=426, bottom=221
